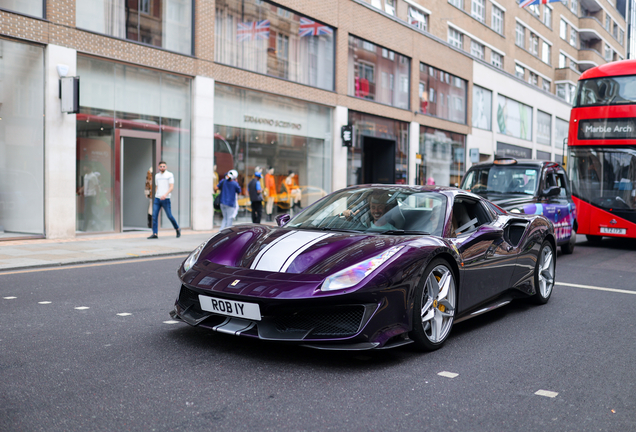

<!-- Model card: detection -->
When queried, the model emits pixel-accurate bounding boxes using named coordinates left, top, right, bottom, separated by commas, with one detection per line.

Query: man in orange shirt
left=265, top=167, right=276, bottom=222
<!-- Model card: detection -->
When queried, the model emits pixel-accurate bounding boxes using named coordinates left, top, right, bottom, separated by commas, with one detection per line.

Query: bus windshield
left=574, top=76, right=636, bottom=107
left=462, top=166, right=539, bottom=196
left=568, top=147, right=636, bottom=211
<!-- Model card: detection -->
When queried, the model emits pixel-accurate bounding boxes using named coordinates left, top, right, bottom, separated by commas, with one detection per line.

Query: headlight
left=321, top=246, right=403, bottom=292
left=183, top=241, right=208, bottom=272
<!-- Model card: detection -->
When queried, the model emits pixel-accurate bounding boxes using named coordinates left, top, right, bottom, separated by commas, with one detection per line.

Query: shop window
left=76, top=0, right=192, bottom=55
left=418, top=126, right=466, bottom=187
left=419, top=63, right=467, bottom=124
left=76, top=56, right=192, bottom=233
left=0, top=39, right=45, bottom=238
left=214, top=0, right=335, bottom=91
left=348, top=35, right=410, bottom=109
left=0, top=0, right=43, bottom=17
left=497, top=94, right=533, bottom=141
left=472, top=85, right=492, bottom=131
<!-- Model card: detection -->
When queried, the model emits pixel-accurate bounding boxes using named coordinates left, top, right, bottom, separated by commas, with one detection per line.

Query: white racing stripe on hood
left=250, top=230, right=333, bottom=272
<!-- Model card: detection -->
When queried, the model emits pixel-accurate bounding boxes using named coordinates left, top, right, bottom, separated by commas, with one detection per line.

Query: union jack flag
left=237, top=20, right=270, bottom=42
left=519, top=0, right=560, bottom=8
left=298, top=17, right=333, bottom=37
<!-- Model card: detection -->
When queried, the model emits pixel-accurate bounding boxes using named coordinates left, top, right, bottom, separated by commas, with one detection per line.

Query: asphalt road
left=1, top=237, right=636, bottom=431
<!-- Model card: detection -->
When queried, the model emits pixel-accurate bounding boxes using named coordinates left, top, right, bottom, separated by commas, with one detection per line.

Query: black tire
left=561, top=229, right=576, bottom=254
left=409, top=259, right=456, bottom=351
left=586, top=234, right=602, bottom=244
left=531, top=241, right=555, bottom=305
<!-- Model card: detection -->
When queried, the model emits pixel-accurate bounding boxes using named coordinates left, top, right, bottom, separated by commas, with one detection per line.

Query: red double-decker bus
left=567, top=60, right=636, bottom=242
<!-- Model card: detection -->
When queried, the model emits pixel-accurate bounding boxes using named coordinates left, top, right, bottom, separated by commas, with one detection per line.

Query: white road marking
left=3, top=296, right=16, bottom=300
left=438, top=371, right=459, bottom=378
left=535, top=390, right=558, bottom=398
left=38, top=301, right=52, bottom=304
left=116, top=313, right=132, bottom=316
left=556, top=281, right=636, bottom=296
left=163, top=320, right=180, bottom=324
left=75, top=306, right=90, bottom=310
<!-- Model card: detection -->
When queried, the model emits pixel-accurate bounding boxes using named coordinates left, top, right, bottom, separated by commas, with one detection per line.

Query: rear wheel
left=531, top=241, right=555, bottom=305
left=410, top=259, right=456, bottom=351
left=561, top=229, right=576, bottom=254
left=586, top=234, right=602, bottom=244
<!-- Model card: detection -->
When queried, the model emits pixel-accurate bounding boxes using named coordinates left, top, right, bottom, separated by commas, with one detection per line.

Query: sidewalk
left=0, top=228, right=222, bottom=272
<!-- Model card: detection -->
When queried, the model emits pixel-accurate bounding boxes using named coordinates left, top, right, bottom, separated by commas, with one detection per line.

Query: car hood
left=198, top=225, right=424, bottom=275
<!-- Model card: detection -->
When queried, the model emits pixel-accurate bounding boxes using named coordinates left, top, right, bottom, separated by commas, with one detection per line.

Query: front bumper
left=170, top=284, right=412, bottom=350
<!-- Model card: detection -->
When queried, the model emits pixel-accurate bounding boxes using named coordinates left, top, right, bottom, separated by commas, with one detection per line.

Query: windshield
left=574, top=76, right=636, bottom=107
left=286, top=187, right=447, bottom=236
left=568, top=147, right=636, bottom=211
left=462, top=166, right=539, bottom=196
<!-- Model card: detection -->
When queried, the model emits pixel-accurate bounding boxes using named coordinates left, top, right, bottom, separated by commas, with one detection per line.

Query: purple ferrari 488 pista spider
left=171, top=185, right=556, bottom=351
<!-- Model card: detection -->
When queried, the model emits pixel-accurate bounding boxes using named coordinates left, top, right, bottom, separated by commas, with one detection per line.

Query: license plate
left=600, top=227, right=626, bottom=235
left=198, top=295, right=261, bottom=321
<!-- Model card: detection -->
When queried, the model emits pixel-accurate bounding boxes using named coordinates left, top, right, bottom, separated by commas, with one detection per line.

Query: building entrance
left=362, top=137, right=396, bottom=184
left=116, top=130, right=161, bottom=232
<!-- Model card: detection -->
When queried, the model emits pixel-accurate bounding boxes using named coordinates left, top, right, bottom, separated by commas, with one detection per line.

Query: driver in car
left=342, top=190, right=397, bottom=230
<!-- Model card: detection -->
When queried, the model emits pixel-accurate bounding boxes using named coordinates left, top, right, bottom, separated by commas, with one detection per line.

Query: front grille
left=178, top=285, right=200, bottom=307
left=273, top=306, right=365, bottom=337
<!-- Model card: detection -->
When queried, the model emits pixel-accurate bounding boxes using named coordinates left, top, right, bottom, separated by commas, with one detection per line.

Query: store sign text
left=244, top=115, right=302, bottom=131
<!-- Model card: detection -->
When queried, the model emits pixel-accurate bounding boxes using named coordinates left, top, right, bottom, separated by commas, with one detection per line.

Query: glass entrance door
left=116, top=130, right=161, bottom=232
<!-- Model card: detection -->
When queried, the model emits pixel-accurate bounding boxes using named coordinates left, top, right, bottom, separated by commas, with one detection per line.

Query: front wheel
left=531, top=241, right=555, bottom=305
left=410, top=259, right=456, bottom=351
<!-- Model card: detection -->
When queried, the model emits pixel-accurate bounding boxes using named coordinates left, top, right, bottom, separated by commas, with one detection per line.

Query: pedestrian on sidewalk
left=248, top=167, right=264, bottom=223
left=148, top=161, right=181, bottom=239
left=217, top=169, right=241, bottom=229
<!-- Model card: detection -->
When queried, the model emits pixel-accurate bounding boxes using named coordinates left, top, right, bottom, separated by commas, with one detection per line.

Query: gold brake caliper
left=434, top=274, right=446, bottom=312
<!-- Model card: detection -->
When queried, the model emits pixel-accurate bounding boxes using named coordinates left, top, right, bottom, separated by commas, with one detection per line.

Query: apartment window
left=543, top=6, right=552, bottom=27
left=491, top=51, right=503, bottom=68
left=605, top=44, right=612, bottom=61
left=77, top=0, right=193, bottom=54
left=530, top=33, right=539, bottom=55
left=559, top=53, right=567, bottom=68
left=472, top=0, right=485, bottom=22
left=448, top=28, right=463, bottom=49
left=216, top=0, right=335, bottom=90
left=570, top=0, right=578, bottom=15
left=570, top=29, right=577, bottom=48
left=542, top=79, right=551, bottom=92
left=556, top=83, right=576, bottom=104
left=613, top=23, right=618, bottom=39
left=349, top=35, right=410, bottom=108
left=419, top=62, right=467, bottom=124
left=605, top=14, right=611, bottom=31
left=0, top=0, right=43, bottom=17
left=385, top=0, right=396, bottom=15
left=619, top=29, right=625, bottom=45
left=528, top=72, right=538, bottom=86
left=471, top=40, right=485, bottom=59
left=516, top=23, right=525, bottom=48
left=371, top=0, right=382, bottom=8
left=409, top=7, right=428, bottom=31
left=541, top=42, right=551, bottom=64
left=449, top=0, right=464, bottom=9
left=515, top=64, right=525, bottom=79
left=492, top=6, right=504, bottom=34
left=528, top=4, right=539, bottom=16
left=560, top=19, right=567, bottom=40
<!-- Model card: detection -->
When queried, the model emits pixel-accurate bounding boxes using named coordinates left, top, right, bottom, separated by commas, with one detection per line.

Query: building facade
left=0, top=0, right=627, bottom=240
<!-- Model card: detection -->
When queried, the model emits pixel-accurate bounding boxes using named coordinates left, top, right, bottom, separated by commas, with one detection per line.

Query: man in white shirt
left=148, top=161, right=181, bottom=239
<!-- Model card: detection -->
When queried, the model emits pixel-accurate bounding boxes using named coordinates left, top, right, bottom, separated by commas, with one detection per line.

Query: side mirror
left=275, top=214, right=291, bottom=227
left=542, top=185, right=561, bottom=197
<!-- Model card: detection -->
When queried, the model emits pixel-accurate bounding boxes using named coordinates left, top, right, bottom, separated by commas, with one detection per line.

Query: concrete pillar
left=191, top=76, right=215, bottom=231
left=409, top=121, right=420, bottom=185
left=45, top=44, right=77, bottom=239
left=332, top=106, right=348, bottom=192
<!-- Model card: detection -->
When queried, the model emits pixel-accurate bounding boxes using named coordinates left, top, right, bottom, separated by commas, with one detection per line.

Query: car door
left=449, top=196, right=518, bottom=311
left=542, top=168, right=574, bottom=244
